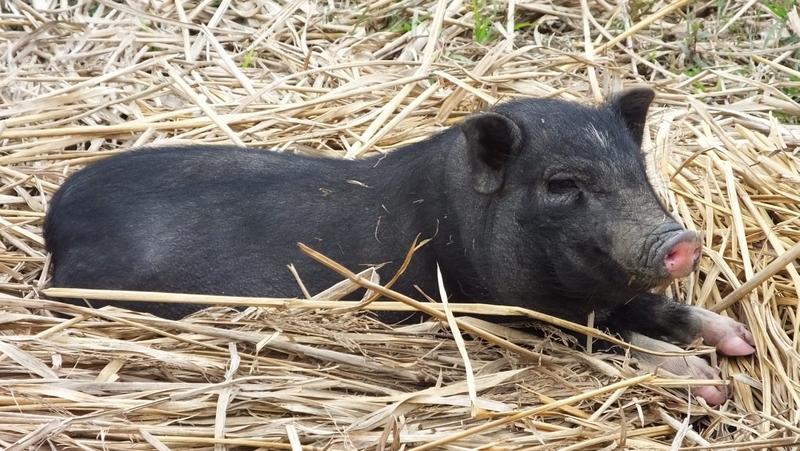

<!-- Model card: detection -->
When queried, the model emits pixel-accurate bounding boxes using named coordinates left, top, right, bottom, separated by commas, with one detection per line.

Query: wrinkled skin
left=44, top=88, right=754, bottom=406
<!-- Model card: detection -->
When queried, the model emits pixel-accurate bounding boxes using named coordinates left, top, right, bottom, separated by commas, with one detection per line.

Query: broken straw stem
left=711, top=241, right=800, bottom=313
left=42, top=245, right=713, bottom=358
left=295, top=243, right=704, bottom=357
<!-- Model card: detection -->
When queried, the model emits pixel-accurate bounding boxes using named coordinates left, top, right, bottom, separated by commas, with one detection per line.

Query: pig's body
left=44, top=89, right=755, bottom=405
left=45, top=144, right=449, bottom=320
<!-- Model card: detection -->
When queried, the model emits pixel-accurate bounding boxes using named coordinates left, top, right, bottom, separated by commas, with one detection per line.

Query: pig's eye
left=547, top=177, right=580, bottom=194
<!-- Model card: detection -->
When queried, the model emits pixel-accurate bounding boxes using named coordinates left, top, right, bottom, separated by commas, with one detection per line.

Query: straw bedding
left=1, top=0, right=799, bottom=449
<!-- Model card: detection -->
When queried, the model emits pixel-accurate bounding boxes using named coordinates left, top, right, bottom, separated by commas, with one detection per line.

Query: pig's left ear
left=462, top=112, right=522, bottom=194
left=607, top=87, right=655, bottom=146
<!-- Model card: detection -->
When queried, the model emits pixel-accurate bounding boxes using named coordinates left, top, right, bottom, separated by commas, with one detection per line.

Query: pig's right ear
left=462, top=113, right=522, bottom=194
left=607, top=87, right=655, bottom=146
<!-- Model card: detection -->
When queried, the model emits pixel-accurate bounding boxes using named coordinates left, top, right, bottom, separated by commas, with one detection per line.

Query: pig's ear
left=462, top=112, right=522, bottom=194
left=608, top=87, right=655, bottom=146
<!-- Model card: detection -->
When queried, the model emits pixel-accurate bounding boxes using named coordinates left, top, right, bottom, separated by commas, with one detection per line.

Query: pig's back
left=46, top=146, right=348, bottom=252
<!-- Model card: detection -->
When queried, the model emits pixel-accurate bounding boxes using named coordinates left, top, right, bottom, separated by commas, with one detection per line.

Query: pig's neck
left=363, top=126, right=455, bottom=208
left=357, top=127, right=488, bottom=299
left=363, top=127, right=493, bottom=300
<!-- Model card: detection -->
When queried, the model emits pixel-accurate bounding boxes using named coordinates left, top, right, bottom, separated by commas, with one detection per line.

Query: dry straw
left=1, top=0, right=800, bottom=449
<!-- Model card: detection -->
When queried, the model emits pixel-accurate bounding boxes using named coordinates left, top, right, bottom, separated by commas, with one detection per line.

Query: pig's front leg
left=603, top=293, right=756, bottom=357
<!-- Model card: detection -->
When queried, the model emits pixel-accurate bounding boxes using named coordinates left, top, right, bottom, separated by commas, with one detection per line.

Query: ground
left=1, top=0, right=800, bottom=449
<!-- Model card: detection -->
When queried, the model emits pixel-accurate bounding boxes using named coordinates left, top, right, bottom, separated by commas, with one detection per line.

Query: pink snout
left=662, top=231, right=702, bottom=278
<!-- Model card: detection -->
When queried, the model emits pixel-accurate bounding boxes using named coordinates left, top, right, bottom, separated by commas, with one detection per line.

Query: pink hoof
left=695, top=309, right=756, bottom=356
left=692, top=385, right=728, bottom=407
left=715, top=334, right=756, bottom=357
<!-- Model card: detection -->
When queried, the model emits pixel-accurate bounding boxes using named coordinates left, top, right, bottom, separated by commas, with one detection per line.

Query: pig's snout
left=660, top=230, right=701, bottom=278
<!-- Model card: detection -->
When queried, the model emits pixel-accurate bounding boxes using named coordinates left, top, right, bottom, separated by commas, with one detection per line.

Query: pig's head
left=450, top=88, right=700, bottom=312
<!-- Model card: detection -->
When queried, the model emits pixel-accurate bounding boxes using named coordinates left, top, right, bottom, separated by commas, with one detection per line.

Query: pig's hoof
left=631, top=333, right=731, bottom=407
left=692, top=385, right=728, bottom=407
left=669, top=355, right=728, bottom=406
left=683, top=355, right=728, bottom=406
left=697, top=311, right=756, bottom=356
left=715, top=332, right=756, bottom=357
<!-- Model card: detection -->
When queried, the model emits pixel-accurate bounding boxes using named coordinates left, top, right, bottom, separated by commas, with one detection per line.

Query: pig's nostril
left=663, top=237, right=701, bottom=278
